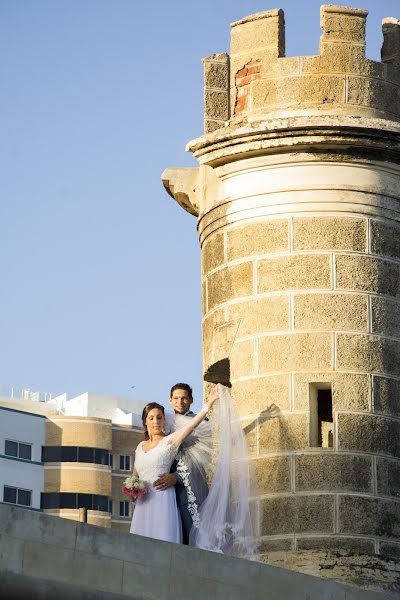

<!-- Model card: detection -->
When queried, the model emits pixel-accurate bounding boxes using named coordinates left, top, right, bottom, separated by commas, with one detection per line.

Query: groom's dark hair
left=170, top=383, right=193, bottom=400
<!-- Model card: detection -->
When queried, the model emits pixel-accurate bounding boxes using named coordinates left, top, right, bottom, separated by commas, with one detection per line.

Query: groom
left=153, top=382, right=208, bottom=544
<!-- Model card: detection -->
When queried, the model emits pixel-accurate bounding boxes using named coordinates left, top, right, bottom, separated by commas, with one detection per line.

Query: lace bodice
left=134, top=435, right=178, bottom=485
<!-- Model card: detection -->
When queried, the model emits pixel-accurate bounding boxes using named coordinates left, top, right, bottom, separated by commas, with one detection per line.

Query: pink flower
left=122, top=480, right=149, bottom=501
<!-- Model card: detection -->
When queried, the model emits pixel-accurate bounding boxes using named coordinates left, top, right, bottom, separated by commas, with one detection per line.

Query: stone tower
left=163, top=5, right=400, bottom=588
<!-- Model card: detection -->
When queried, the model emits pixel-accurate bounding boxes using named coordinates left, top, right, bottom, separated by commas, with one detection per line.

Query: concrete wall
left=0, top=504, right=397, bottom=600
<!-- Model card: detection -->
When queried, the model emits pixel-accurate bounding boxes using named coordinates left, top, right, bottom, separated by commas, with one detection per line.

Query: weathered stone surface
left=370, top=219, right=400, bottom=260
left=202, top=309, right=241, bottom=367
left=294, top=293, right=368, bottom=332
left=241, top=417, right=257, bottom=456
left=261, top=56, right=299, bottom=79
left=371, top=296, right=400, bottom=338
left=377, top=457, right=400, bottom=499
left=347, top=76, right=400, bottom=117
left=232, top=373, right=291, bottom=416
left=295, top=454, right=372, bottom=493
left=253, top=455, right=292, bottom=494
left=339, top=495, right=400, bottom=538
left=334, top=373, right=372, bottom=411
left=320, top=8, right=367, bottom=44
left=382, top=18, right=400, bottom=65
left=379, top=541, right=400, bottom=559
left=302, top=48, right=383, bottom=79
left=258, top=538, right=293, bottom=553
left=228, top=295, right=290, bottom=337
left=202, top=281, right=206, bottom=314
left=338, top=413, right=400, bottom=459
left=293, top=217, right=367, bottom=252
left=162, top=167, right=199, bottom=217
left=258, top=255, right=331, bottom=293
left=204, top=90, right=229, bottom=121
left=336, top=333, right=400, bottom=378
left=259, top=333, right=332, bottom=373
left=335, top=255, right=400, bottom=298
left=373, top=375, right=400, bottom=417
left=205, top=120, right=224, bottom=134
left=386, top=61, right=400, bottom=86
left=296, top=536, right=375, bottom=554
left=294, top=372, right=371, bottom=412
left=202, top=310, right=219, bottom=363
left=251, top=75, right=345, bottom=110
left=204, top=60, right=229, bottom=90
left=259, top=414, right=309, bottom=453
left=207, top=262, right=253, bottom=310
left=227, top=219, right=289, bottom=260
left=261, top=495, right=334, bottom=535
left=230, top=10, right=284, bottom=56
left=202, top=232, right=225, bottom=275
left=230, top=339, right=254, bottom=378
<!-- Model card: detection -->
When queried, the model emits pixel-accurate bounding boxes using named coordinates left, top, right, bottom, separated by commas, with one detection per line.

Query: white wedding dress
left=129, top=434, right=182, bottom=543
left=130, top=386, right=260, bottom=557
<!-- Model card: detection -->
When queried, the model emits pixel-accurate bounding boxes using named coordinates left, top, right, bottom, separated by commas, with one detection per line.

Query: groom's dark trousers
left=171, top=461, right=193, bottom=545
left=170, top=410, right=208, bottom=545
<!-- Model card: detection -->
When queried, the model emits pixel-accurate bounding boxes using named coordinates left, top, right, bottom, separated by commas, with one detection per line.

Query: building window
left=5, top=440, right=32, bottom=461
left=310, top=383, right=334, bottom=448
left=78, top=447, right=94, bottom=463
left=62, top=446, right=78, bottom=462
left=42, top=446, right=112, bottom=465
left=119, top=501, right=130, bottom=517
left=3, top=485, right=32, bottom=507
left=120, top=455, right=131, bottom=471
left=94, top=448, right=111, bottom=465
left=41, top=492, right=110, bottom=511
left=108, top=499, right=113, bottom=514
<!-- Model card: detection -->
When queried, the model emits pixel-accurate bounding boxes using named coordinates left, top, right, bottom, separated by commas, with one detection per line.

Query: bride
left=129, top=384, right=259, bottom=558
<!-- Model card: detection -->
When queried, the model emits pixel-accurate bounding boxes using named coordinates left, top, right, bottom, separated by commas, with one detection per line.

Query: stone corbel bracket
left=161, top=168, right=199, bottom=217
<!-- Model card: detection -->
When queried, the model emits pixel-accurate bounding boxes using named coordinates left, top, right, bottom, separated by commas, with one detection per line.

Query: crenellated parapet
left=202, top=5, right=400, bottom=131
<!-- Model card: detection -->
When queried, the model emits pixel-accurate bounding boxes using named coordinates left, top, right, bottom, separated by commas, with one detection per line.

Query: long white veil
left=166, top=384, right=260, bottom=558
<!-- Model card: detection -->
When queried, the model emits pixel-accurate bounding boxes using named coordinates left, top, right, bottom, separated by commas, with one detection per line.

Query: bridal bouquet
left=122, top=475, right=149, bottom=501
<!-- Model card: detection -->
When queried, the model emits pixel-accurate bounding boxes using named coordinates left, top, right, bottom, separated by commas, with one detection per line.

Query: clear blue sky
left=0, top=0, right=398, bottom=408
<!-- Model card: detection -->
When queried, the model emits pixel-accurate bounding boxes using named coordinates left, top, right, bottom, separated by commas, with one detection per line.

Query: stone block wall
left=201, top=200, right=400, bottom=561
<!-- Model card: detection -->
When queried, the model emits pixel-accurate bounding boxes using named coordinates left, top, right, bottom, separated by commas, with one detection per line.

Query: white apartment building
left=0, top=406, right=46, bottom=510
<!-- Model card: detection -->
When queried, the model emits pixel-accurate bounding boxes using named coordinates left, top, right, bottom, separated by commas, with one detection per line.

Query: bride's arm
left=169, top=386, right=220, bottom=448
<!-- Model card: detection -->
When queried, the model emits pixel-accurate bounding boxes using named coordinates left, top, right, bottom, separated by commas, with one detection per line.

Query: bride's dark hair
left=142, top=402, right=165, bottom=440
